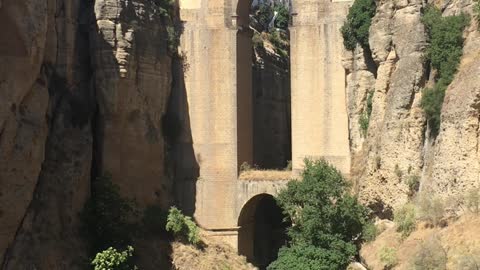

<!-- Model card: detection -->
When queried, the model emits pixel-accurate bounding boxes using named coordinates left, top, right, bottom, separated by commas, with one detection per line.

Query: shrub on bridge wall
left=341, top=0, right=376, bottom=50
left=268, top=159, right=371, bottom=270
left=420, top=6, right=470, bottom=136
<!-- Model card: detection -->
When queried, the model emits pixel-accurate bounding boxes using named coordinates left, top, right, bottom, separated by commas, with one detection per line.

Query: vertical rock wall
left=0, top=0, right=174, bottom=268
left=346, top=0, right=480, bottom=214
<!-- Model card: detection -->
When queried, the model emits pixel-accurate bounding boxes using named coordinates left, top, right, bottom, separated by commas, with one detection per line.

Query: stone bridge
left=175, top=0, right=352, bottom=265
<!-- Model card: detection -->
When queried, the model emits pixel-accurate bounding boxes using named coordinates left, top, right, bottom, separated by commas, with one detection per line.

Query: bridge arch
left=237, top=193, right=288, bottom=269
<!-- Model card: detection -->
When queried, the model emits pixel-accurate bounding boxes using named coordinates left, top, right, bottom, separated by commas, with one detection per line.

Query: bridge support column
left=178, top=0, right=252, bottom=240
left=290, top=0, right=352, bottom=175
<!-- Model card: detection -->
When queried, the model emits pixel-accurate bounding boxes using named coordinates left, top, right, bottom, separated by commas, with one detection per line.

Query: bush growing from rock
left=465, top=188, right=480, bottom=214
left=91, top=246, right=137, bottom=270
left=166, top=207, right=201, bottom=246
left=406, top=174, right=420, bottom=196
left=379, top=246, right=398, bottom=270
left=394, top=203, right=416, bottom=238
left=341, top=0, right=376, bottom=50
left=362, top=221, right=378, bottom=242
left=411, top=236, right=447, bottom=270
left=416, top=194, right=445, bottom=227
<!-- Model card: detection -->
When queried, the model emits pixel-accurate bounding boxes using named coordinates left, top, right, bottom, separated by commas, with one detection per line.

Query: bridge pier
left=177, top=0, right=353, bottom=261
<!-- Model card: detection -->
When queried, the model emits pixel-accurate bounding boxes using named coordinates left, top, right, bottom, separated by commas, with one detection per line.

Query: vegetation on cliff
left=420, top=6, right=470, bottom=136
left=341, top=0, right=376, bottom=50
left=475, top=0, right=480, bottom=26
left=359, top=90, right=374, bottom=137
left=268, top=159, right=371, bottom=270
left=166, top=207, right=201, bottom=246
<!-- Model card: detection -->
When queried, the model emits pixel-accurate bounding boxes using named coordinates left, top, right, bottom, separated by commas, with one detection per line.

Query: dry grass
left=239, top=169, right=293, bottom=181
left=360, top=214, right=480, bottom=270
left=171, top=231, right=256, bottom=270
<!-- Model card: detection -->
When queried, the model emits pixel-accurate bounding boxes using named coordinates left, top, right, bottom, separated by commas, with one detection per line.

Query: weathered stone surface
left=0, top=0, right=51, bottom=262
left=1, top=0, right=95, bottom=268
left=92, top=0, right=173, bottom=208
left=348, top=0, right=428, bottom=212
left=1, top=0, right=174, bottom=268
left=423, top=8, right=480, bottom=199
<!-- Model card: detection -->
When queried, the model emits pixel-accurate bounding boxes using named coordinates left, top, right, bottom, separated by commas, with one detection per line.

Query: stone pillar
left=179, top=0, right=252, bottom=233
left=290, top=0, right=352, bottom=175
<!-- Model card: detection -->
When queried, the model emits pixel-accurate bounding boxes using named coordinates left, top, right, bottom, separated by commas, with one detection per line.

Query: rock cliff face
left=0, top=0, right=173, bottom=268
left=252, top=44, right=291, bottom=169
left=346, top=0, right=480, bottom=214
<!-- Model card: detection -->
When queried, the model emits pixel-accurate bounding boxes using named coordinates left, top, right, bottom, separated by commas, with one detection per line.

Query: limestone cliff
left=0, top=0, right=174, bottom=268
left=346, top=0, right=480, bottom=214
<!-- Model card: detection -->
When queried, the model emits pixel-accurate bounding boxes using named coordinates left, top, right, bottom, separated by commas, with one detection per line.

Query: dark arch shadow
left=238, top=194, right=289, bottom=270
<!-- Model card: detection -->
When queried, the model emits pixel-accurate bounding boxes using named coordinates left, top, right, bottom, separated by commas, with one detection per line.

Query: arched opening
left=238, top=194, right=289, bottom=269
left=236, top=0, right=292, bottom=171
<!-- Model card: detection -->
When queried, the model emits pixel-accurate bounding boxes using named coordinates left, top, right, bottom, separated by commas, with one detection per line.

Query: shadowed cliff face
left=0, top=0, right=174, bottom=268
left=252, top=40, right=291, bottom=170
left=345, top=0, right=480, bottom=215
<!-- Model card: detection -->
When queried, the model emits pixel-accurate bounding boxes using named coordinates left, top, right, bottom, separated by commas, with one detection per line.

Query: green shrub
left=142, top=205, right=168, bottom=235
left=268, top=243, right=357, bottom=270
left=379, top=247, right=398, bottom=270
left=416, top=194, right=445, bottom=227
left=406, top=174, right=420, bottom=196
left=255, top=3, right=274, bottom=31
left=475, top=0, right=480, bottom=27
left=252, top=32, right=264, bottom=49
left=411, top=236, right=447, bottom=270
left=421, top=6, right=470, bottom=136
left=465, top=188, right=480, bottom=214
left=394, top=203, right=416, bottom=238
left=167, top=26, right=180, bottom=55
left=284, top=160, right=292, bottom=171
left=394, top=164, right=403, bottom=179
left=81, top=174, right=136, bottom=253
left=91, top=246, right=137, bottom=270
left=155, top=0, right=174, bottom=18
left=359, top=91, right=374, bottom=137
left=421, top=84, right=445, bottom=136
left=268, top=31, right=289, bottom=58
left=456, top=254, right=479, bottom=270
left=240, top=161, right=252, bottom=172
left=166, top=207, right=201, bottom=246
left=362, top=221, right=378, bottom=242
left=341, top=0, right=376, bottom=50
left=269, top=159, right=370, bottom=270
left=274, top=4, right=290, bottom=30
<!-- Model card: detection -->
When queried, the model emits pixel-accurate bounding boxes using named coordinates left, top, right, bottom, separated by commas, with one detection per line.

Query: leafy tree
left=268, top=244, right=356, bottom=270
left=255, top=3, right=275, bottom=31
left=274, top=4, right=290, bottom=30
left=81, top=174, right=136, bottom=253
left=341, top=0, right=376, bottom=50
left=91, top=246, right=137, bottom=270
left=268, top=159, right=370, bottom=270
